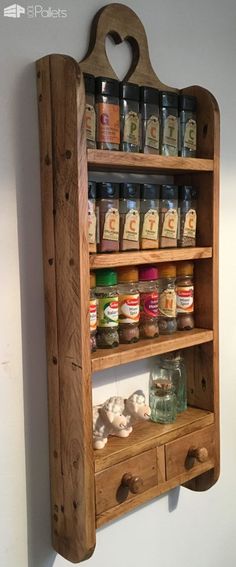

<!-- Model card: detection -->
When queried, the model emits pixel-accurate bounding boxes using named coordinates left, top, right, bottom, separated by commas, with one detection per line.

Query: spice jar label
left=163, top=115, right=178, bottom=149
left=88, top=205, right=96, bottom=244
left=98, top=297, right=119, bottom=327
left=161, top=209, right=178, bottom=239
left=140, top=291, right=158, bottom=319
left=123, top=209, right=140, bottom=242
left=97, top=103, right=120, bottom=144
left=142, top=209, right=159, bottom=241
left=159, top=289, right=176, bottom=317
left=184, top=119, right=197, bottom=150
left=176, top=285, right=194, bottom=313
left=103, top=208, right=119, bottom=241
left=90, top=299, right=97, bottom=331
left=123, top=112, right=139, bottom=145
left=183, top=209, right=197, bottom=238
left=86, top=104, right=96, bottom=142
left=145, top=115, right=159, bottom=149
left=119, top=294, right=140, bottom=324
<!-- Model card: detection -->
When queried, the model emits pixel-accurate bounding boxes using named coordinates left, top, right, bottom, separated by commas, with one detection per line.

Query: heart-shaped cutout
left=105, top=35, right=133, bottom=81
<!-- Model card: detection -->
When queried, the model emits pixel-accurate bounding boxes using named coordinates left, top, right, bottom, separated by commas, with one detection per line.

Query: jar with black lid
left=97, top=182, right=119, bottom=253
left=179, top=95, right=197, bottom=157
left=84, top=73, right=96, bottom=149
left=160, top=185, right=178, bottom=248
left=140, top=184, right=160, bottom=249
left=160, top=91, right=178, bottom=156
left=120, top=82, right=140, bottom=152
left=120, top=183, right=140, bottom=251
left=95, top=76, right=120, bottom=150
left=140, top=86, right=160, bottom=154
left=177, top=186, right=197, bottom=247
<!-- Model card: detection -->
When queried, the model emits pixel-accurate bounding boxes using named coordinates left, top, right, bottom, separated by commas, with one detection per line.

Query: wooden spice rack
left=36, top=2, right=219, bottom=563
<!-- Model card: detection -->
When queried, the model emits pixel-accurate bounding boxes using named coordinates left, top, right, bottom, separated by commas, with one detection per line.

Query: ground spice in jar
left=96, top=76, right=120, bottom=150
left=139, top=265, right=159, bottom=339
left=88, top=181, right=97, bottom=253
left=177, top=186, right=197, bottom=247
left=158, top=263, right=177, bottom=334
left=140, top=184, right=160, bottom=249
left=120, top=183, right=140, bottom=251
left=179, top=94, right=197, bottom=157
left=160, top=185, right=178, bottom=248
left=120, top=82, right=140, bottom=152
left=176, top=262, right=194, bottom=330
left=97, top=182, right=119, bottom=253
left=140, top=86, right=160, bottom=154
left=96, top=269, right=119, bottom=348
left=160, top=91, right=179, bottom=156
left=90, top=271, right=97, bottom=352
left=118, top=267, right=140, bottom=344
left=84, top=73, right=96, bottom=149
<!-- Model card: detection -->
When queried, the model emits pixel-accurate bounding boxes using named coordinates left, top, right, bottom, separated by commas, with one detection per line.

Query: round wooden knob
left=188, top=446, right=209, bottom=463
left=121, top=473, right=144, bottom=494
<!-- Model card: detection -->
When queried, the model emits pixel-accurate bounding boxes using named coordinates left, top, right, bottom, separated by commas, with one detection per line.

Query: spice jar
left=149, top=374, right=177, bottom=423
left=139, top=265, right=159, bottom=339
left=90, top=272, right=97, bottom=352
left=118, top=267, right=140, bottom=344
left=179, top=94, right=197, bottom=157
left=160, top=185, right=178, bottom=248
left=152, top=351, right=187, bottom=413
left=120, top=82, right=140, bottom=153
left=96, top=269, right=119, bottom=349
left=88, top=181, right=97, bottom=254
left=97, top=182, right=119, bottom=253
left=160, top=91, right=178, bottom=156
left=140, top=86, right=160, bottom=154
left=140, top=184, right=160, bottom=249
left=120, top=183, right=140, bottom=251
left=95, top=76, right=120, bottom=150
left=177, top=186, right=197, bottom=248
left=158, top=263, right=177, bottom=335
left=84, top=73, right=96, bottom=149
left=176, top=262, right=194, bottom=331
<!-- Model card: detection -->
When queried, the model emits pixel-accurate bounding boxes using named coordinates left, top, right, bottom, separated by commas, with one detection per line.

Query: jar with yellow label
left=160, top=91, right=178, bottom=156
left=118, top=267, right=140, bottom=344
left=120, top=183, right=140, bottom=251
left=84, top=73, right=96, bottom=149
left=96, top=269, right=119, bottom=349
left=90, top=271, right=97, bottom=352
left=158, top=263, right=177, bottom=335
left=176, top=262, right=194, bottom=331
left=177, top=186, right=197, bottom=247
left=97, top=182, right=120, bottom=253
left=160, top=185, right=178, bottom=248
left=140, top=184, right=160, bottom=249
left=120, top=82, right=140, bottom=153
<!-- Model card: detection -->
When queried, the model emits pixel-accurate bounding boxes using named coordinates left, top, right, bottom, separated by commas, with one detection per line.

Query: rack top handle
left=79, top=2, right=175, bottom=90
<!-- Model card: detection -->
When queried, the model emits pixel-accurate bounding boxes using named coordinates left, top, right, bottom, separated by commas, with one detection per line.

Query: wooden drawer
left=165, top=425, right=215, bottom=481
left=95, top=449, right=158, bottom=516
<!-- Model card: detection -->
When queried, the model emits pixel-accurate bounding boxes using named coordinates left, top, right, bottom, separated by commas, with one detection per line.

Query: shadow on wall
left=14, top=62, right=56, bottom=567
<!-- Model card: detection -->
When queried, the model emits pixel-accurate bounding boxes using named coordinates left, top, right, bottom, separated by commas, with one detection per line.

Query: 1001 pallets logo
left=3, top=3, right=67, bottom=18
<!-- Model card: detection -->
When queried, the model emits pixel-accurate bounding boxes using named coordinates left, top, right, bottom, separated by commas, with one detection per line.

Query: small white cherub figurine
left=124, top=390, right=151, bottom=425
left=93, top=396, right=132, bottom=450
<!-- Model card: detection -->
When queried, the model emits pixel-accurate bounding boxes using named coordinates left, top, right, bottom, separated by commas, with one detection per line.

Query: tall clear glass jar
left=140, top=184, right=160, bottom=249
left=160, top=91, right=179, bottom=156
left=140, top=86, right=160, bottom=154
left=159, top=185, right=178, bottom=248
left=95, top=76, right=120, bottom=150
left=139, top=265, right=159, bottom=339
left=119, top=183, right=140, bottom=251
left=120, top=82, right=140, bottom=152
left=158, top=351, right=187, bottom=413
left=97, top=182, right=120, bottom=253
left=179, top=94, right=197, bottom=157
left=149, top=374, right=177, bottom=423
left=118, top=267, right=140, bottom=344
left=96, top=269, right=119, bottom=349
left=158, top=263, right=177, bottom=335
left=177, top=185, right=197, bottom=248
left=176, top=262, right=194, bottom=331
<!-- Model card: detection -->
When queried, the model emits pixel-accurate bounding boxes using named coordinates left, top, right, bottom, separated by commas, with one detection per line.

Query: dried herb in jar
left=120, top=183, right=140, bottom=251
left=96, top=269, right=119, bottom=349
left=96, top=76, right=120, bottom=150
left=177, top=186, right=197, bottom=247
left=179, top=94, right=197, bottom=157
left=120, top=82, right=140, bottom=152
left=160, top=185, right=178, bottom=248
left=84, top=73, right=96, bottom=149
left=139, top=265, right=159, bottom=339
left=140, top=184, right=160, bottom=249
left=97, top=182, right=119, bottom=253
left=160, top=91, right=178, bottom=156
left=140, top=86, right=160, bottom=154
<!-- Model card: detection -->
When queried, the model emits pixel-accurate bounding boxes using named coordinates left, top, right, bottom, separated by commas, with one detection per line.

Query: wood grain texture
left=89, top=247, right=212, bottom=269
left=91, top=329, right=213, bottom=372
left=165, top=425, right=215, bottom=480
left=185, top=345, right=214, bottom=412
left=94, top=407, right=214, bottom=473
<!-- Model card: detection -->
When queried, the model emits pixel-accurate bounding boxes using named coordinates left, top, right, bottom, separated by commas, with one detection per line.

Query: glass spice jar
left=158, top=351, right=187, bottom=413
left=84, top=73, right=96, bottom=149
left=176, top=262, right=194, bottom=331
left=96, top=269, right=119, bottom=349
left=139, top=265, right=159, bottom=339
left=88, top=181, right=97, bottom=254
left=119, top=183, right=140, bottom=251
left=177, top=185, right=197, bottom=248
left=159, top=185, right=178, bottom=248
left=120, top=81, right=140, bottom=153
left=149, top=374, right=177, bottom=424
left=140, top=85, right=160, bottom=154
left=90, top=271, right=97, bottom=352
left=179, top=94, right=197, bottom=157
left=97, top=182, right=119, bottom=253
left=140, top=184, right=160, bottom=249
left=158, top=263, right=177, bottom=335
left=160, top=91, right=179, bottom=156
left=118, top=267, right=140, bottom=344
left=95, top=76, right=120, bottom=150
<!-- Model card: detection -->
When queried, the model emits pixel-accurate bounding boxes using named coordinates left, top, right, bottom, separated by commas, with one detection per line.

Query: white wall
left=0, top=0, right=236, bottom=566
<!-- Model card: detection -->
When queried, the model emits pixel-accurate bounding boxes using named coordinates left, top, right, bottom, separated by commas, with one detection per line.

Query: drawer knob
left=185, top=446, right=209, bottom=469
left=121, top=473, right=144, bottom=494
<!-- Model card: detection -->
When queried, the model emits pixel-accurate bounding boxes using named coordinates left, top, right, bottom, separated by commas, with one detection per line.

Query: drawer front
left=166, top=425, right=215, bottom=481
left=95, top=449, right=158, bottom=516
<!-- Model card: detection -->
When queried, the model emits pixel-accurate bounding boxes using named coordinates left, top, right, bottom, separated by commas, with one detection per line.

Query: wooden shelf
left=94, top=407, right=214, bottom=472
left=88, top=149, right=214, bottom=174
left=90, top=246, right=212, bottom=269
left=91, top=328, right=213, bottom=372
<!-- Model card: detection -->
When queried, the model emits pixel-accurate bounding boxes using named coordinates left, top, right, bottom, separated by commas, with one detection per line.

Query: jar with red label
left=176, top=262, right=194, bottom=330
left=95, top=76, right=120, bottom=150
left=118, top=267, right=140, bottom=344
left=90, top=271, right=97, bottom=352
left=158, top=263, right=177, bottom=335
left=139, top=265, right=159, bottom=339
left=120, top=183, right=140, bottom=251
left=97, top=182, right=119, bottom=253
left=96, top=269, right=119, bottom=349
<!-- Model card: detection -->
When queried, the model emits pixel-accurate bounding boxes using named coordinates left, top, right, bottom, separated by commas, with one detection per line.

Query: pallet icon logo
left=4, top=4, right=25, bottom=17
